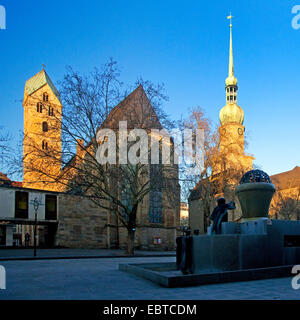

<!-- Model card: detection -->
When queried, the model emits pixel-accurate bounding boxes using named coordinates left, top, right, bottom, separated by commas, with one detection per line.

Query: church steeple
left=220, top=13, right=243, bottom=126
left=214, top=13, right=254, bottom=175
left=225, top=13, right=238, bottom=103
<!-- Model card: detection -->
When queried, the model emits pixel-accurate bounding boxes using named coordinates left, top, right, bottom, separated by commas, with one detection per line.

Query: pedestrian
left=25, top=233, right=30, bottom=247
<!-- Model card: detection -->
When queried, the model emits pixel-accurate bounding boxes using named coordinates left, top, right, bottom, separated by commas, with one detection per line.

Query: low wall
left=191, top=220, right=300, bottom=273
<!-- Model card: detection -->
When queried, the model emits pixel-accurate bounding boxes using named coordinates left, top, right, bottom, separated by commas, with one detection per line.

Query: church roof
left=62, top=85, right=161, bottom=171
left=25, top=69, right=61, bottom=103
left=101, top=85, right=162, bottom=130
left=270, top=166, right=300, bottom=190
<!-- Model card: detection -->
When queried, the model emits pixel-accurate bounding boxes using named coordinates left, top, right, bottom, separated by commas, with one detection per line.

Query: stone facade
left=55, top=194, right=108, bottom=248
left=55, top=191, right=179, bottom=250
left=19, top=70, right=180, bottom=250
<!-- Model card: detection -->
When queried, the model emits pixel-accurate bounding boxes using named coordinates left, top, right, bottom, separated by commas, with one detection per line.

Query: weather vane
left=42, top=64, right=46, bottom=70
left=227, top=12, right=234, bottom=27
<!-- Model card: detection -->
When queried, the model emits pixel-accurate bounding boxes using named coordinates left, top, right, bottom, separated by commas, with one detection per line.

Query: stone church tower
left=215, top=15, right=254, bottom=173
left=189, top=16, right=255, bottom=233
left=23, top=69, right=62, bottom=191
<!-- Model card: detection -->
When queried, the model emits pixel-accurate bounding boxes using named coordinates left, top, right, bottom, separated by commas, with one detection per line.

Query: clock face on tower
left=238, top=127, right=244, bottom=136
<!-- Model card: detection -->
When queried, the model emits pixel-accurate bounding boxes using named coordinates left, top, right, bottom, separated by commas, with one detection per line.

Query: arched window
left=48, top=107, right=54, bottom=116
left=42, top=122, right=48, bottom=132
left=36, top=103, right=43, bottom=113
left=121, top=185, right=131, bottom=222
left=42, top=141, right=48, bottom=150
left=149, top=164, right=163, bottom=223
left=43, top=93, right=48, bottom=102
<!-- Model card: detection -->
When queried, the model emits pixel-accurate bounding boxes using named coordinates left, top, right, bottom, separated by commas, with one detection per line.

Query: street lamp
left=30, top=197, right=43, bottom=257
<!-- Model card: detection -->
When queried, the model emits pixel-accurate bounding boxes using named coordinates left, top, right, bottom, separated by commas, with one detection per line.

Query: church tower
left=217, top=14, right=254, bottom=172
left=23, top=68, right=62, bottom=191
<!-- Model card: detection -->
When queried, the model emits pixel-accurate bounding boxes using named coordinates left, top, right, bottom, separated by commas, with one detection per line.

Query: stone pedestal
left=190, top=219, right=300, bottom=273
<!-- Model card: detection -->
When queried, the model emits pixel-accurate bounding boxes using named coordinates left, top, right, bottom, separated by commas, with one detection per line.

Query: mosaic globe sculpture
left=235, top=170, right=276, bottom=221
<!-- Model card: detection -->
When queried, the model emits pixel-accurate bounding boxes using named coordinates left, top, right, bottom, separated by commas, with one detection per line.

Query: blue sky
left=0, top=0, right=299, bottom=176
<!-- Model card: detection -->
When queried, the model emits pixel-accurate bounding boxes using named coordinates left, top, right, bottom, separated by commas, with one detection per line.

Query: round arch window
left=42, top=121, right=48, bottom=132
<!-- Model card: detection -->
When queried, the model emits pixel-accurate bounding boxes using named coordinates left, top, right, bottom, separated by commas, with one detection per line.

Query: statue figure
left=210, top=198, right=236, bottom=234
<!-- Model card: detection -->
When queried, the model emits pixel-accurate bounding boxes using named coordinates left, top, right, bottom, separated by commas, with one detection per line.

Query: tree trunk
left=126, top=230, right=135, bottom=255
left=126, top=203, right=138, bottom=255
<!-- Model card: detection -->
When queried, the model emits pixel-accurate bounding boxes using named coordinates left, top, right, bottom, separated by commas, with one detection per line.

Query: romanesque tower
left=23, top=68, right=62, bottom=191
left=216, top=15, right=254, bottom=173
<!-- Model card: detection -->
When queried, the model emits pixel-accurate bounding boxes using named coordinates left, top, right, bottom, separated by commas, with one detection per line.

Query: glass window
left=121, top=185, right=131, bottom=222
left=43, top=93, right=48, bottom=102
left=149, top=164, right=163, bottom=223
left=15, top=191, right=28, bottom=219
left=0, top=226, right=6, bottom=245
left=45, top=195, right=57, bottom=220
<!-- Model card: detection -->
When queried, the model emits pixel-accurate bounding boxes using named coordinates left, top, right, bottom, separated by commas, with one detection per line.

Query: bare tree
left=21, top=58, right=179, bottom=255
left=0, top=127, right=11, bottom=168
left=181, top=107, right=250, bottom=232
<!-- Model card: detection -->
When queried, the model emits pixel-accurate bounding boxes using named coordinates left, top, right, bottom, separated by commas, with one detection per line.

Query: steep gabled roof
left=25, top=69, right=61, bottom=103
left=101, top=85, right=162, bottom=130
left=62, top=85, right=163, bottom=172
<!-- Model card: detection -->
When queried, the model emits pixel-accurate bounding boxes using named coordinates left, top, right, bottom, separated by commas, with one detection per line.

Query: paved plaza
left=0, top=248, right=175, bottom=260
left=0, top=256, right=299, bottom=300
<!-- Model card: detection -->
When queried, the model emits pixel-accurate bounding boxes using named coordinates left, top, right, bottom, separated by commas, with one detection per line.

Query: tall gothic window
left=149, top=164, right=163, bottom=223
left=121, top=184, right=131, bottom=222
left=48, top=107, right=54, bottom=116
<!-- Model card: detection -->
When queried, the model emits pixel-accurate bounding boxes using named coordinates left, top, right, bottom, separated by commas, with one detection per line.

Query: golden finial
left=227, top=12, right=234, bottom=28
left=42, top=64, right=46, bottom=70
left=226, top=12, right=236, bottom=82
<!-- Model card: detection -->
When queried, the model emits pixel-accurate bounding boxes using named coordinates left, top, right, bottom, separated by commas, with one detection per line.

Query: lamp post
left=30, top=197, right=43, bottom=257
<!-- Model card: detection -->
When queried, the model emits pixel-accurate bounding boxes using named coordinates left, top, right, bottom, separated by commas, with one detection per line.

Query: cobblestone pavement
left=0, top=257, right=299, bottom=300
left=0, top=248, right=175, bottom=260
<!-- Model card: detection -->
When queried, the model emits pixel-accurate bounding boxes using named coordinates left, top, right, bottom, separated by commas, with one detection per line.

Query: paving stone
left=0, top=257, right=299, bottom=300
